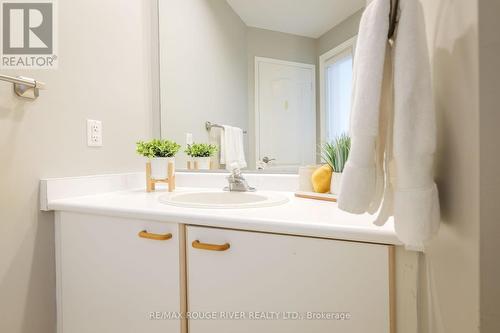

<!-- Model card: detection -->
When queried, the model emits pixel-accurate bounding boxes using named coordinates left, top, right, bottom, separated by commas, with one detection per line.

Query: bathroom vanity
left=41, top=172, right=418, bottom=333
left=57, top=212, right=392, bottom=333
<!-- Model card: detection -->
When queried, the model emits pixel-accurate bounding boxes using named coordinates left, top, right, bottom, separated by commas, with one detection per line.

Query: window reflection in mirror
left=320, top=37, right=356, bottom=144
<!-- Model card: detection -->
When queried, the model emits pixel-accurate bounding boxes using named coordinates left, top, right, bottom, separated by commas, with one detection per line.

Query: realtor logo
left=1, top=0, right=57, bottom=68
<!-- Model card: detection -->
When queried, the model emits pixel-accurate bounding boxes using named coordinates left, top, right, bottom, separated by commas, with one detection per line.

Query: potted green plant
left=185, top=143, right=218, bottom=170
left=136, top=139, right=181, bottom=179
left=321, top=133, right=351, bottom=195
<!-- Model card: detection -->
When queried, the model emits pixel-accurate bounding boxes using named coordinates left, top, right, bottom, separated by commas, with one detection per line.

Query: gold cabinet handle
left=138, top=230, right=172, bottom=241
left=192, top=240, right=230, bottom=251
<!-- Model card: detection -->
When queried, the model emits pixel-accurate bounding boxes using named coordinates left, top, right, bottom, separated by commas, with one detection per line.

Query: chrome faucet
left=223, top=166, right=256, bottom=192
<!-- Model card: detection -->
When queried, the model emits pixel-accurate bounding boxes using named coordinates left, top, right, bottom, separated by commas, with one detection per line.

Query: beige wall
left=160, top=0, right=248, bottom=168
left=478, top=1, right=500, bottom=332
left=419, top=0, right=480, bottom=332
left=0, top=0, right=157, bottom=332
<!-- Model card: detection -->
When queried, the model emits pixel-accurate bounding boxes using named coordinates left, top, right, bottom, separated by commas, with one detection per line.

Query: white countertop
left=47, top=186, right=400, bottom=246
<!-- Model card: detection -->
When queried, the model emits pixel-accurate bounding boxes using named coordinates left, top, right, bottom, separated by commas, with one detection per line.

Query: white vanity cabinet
left=55, top=212, right=394, bottom=333
left=186, top=226, right=394, bottom=333
left=55, top=212, right=182, bottom=333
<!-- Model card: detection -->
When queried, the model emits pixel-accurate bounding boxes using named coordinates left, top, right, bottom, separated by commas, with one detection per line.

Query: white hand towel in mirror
left=220, top=125, right=247, bottom=170
left=208, top=127, right=222, bottom=169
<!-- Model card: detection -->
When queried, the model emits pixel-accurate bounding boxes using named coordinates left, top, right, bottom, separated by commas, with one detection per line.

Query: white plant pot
left=330, top=172, right=342, bottom=195
left=298, top=165, right=318, bottom=192
left=194, top=157, right=211, bottom=170
left=150, top=157, right=174, bottom=180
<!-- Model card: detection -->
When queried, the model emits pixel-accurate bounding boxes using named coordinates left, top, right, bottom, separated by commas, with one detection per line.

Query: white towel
left=208, top=127, right=222, bottom=169
left=338, top=0, right=440, bottom=251
left=220, top=125, right=247, bottom=170
left=338, top=0, right=390, bottom=214
left=391, top=0, right=440, bottom=251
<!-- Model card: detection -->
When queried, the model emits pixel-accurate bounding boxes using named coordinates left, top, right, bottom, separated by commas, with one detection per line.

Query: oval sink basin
left=159, top=191, right=289, bottom=209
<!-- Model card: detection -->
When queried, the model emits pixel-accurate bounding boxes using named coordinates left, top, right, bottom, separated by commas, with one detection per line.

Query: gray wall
left=479, top=0, right=500, bottom=331
left=0, top=0, right=157, bottom=332
left=318, top=9, right=363, bottom=55
left=160, top=0, right=248, bottom=168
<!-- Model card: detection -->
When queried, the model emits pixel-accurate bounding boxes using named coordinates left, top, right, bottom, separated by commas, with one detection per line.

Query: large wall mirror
left=159, top=0, right=363, bottom=173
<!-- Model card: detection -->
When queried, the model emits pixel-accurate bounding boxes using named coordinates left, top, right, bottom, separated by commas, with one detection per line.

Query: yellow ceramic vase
left=311, top=164, right=333, bottom=193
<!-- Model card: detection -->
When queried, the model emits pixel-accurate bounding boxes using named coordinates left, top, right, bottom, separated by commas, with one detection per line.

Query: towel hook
left=388, top=0, right=399, bottom=40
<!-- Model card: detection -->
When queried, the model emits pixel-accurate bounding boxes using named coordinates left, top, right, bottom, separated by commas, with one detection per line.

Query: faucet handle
left=228, top=162, right=242, bottom=176
left=262, top=156, right=276, bottom=164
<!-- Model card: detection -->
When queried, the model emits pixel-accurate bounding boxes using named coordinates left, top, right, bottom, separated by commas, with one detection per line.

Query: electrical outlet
left=87, top=119, right=102, bottom=147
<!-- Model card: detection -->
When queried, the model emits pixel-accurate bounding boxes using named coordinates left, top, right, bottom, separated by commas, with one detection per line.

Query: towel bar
left=0, top=74, right=46, bottom=99
left=205, top=121, right=247, bottom=134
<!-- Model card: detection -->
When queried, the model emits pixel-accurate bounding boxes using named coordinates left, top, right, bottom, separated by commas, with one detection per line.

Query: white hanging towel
left=338, top=0, right=440, bottom=251
left=220, top=125, right=247, bottom=170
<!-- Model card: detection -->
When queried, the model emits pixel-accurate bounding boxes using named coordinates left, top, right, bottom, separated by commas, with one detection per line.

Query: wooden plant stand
left=146, top=161, right=175, bottom=192
left=187, top=160, right=199, bottom=170
left=187, top=160, right=211, bottom=170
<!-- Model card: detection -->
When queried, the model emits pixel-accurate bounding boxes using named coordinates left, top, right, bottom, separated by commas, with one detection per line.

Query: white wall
left=0, top=0, right=156, bottom=332
left=159, top=0, right=248, bottom=168
left=419, top=0, right=480, bottom=332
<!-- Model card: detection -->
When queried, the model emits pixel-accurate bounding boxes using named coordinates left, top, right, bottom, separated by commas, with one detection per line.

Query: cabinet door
left=187, top=226, right=392, bottom=333
left=56, top=212, right=182, bottom=333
